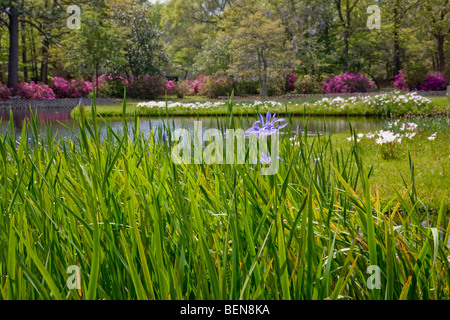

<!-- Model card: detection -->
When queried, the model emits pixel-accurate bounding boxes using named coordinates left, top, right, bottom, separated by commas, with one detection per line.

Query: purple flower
left=162, top=133, right=168, bottom=143
left=296, top=124, right=302, bottom=136
left=252, top=153, right=285, bottom=165
left=243, top=111, right=289, bottom=138
left=323, top=72, right=374, bottom=93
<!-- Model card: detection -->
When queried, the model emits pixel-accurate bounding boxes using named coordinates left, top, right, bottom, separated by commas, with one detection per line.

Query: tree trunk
left=40, top=39, right=50, bottom=84
left=95, top=65, right=99, bottom=97
left=393, top=7, right=401, bottom=75
left=29, top=28, right=39, bottom=81
left=258, top=49, right=268, bottom=98
left=436, top=34, right=446, bottom=72
left=343, top=28, right=350, bottom=71
left=0, top=33, right=3, bottom=83
left=7, top=9, right=20, bottom=92
left=262, top=56, right=268, bottom=99
left=21, top=20, right=28, bottom=83
left=40, top=39, right=52, bottom=84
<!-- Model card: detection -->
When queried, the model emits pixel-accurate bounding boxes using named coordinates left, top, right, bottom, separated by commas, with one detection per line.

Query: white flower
left=428, top=133, right=437, bottom=141
left=348, top=136, right=361, bottom=143
left=374, top=130, right=403, bottom=145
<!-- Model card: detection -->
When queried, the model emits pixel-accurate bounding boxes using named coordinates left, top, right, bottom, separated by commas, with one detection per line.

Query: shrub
left=418, top=71, right=447, bottom=91
left=394, top=70, right=447, bottom=91
left=192, top=75, right=205, bottom=94
left=0, top=83, right=12, bottom=100
left=199, top=75, right=233, bottom=98
left=394, top=72, right=409, bottom=91
left=323, top=72, right=375, bottom=93
left=72, top=79, right=93, bottom=97
left=171, top=80, right=195, bottom=98
left=51, top=77, right=93, bottom=99
left=126, top=75, right=167, bottom=99
left=97, top=74, right=127, bottom=98
left=165, top=80, right=176, bottom=95
left=266, top=76, right=286, bottom=96
left=17, top=81, right=56, bottom=100
left=294, top=75, right=324, bottom=94
left=395, top=66, right=428, bottom=91
left=233, top=80, right=259, bottom=96
left=286, top=72, right=296, bottom=92
left=52, top=77, right=76, bottom=98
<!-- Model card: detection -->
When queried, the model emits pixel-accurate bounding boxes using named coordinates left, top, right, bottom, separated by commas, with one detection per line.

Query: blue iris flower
left=244, top=111, right=288, bottom=166
left=243, top=111, right=289, bottom=138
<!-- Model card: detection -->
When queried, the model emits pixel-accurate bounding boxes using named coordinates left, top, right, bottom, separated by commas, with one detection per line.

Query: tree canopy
left=0, top=0, right=448, bottom=95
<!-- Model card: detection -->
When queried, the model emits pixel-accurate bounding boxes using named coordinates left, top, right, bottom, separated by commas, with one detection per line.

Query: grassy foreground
left=72, top=95, right=450, bottom=118
left=1, top=102, right=449, bottom=300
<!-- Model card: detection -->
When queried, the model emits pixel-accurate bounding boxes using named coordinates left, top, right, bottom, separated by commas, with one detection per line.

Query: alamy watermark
left=170, top=119, right=284, bottom=176
left=367, top=5, right=381, bottom=30
left=67, top=5, right=81, bottom=30
left=66, top=265, right=81, bottom=291
left=366, top=265, right=381, bottom=290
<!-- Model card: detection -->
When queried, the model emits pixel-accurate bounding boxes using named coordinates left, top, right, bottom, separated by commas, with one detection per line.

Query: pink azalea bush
left=199, top=75, right=233, bottom=98
left=175, top=80, right=195, bottom=98
left=126, top=75, right=167, bottom=99
left=0, top=83, right=12, bottom=100
left=394, top=72, right=409, bottom=91
left=165, top=80, right=176, bottom=94
left=286, top=72, right=296, bottom=92
left=323, top=72, right=375, bottom=93
left=17, top=81, right=56, bottom=100
left=418, top=72, right=447, bottom=91
left=192, top=75, right=205, bottom=94
left=394, top=70, right=447, bottom=91
left=51, top=77, right=93, bottom=98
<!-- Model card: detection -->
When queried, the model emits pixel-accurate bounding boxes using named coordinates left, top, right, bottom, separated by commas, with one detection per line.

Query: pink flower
left=17, top=81, right=56, bottom=100
left=323, top=72, right=374, bottom=93
left=0, top=83, right=12, bottom=100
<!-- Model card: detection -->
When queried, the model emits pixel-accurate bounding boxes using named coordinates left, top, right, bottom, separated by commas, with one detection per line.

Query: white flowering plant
left=349, top=120, right=440, bottom=159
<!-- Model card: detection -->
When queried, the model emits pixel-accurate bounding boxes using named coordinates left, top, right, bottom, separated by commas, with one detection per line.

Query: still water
left=0, top=107, right=385, bottom=140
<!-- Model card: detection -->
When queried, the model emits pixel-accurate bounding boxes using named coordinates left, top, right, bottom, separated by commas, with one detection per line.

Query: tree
left=63, top=8, right=126, bottom=95
left=422, top=0, right=450, bottom=72
left=161, top=0, right=232, bottom=78
left=382, top=0, right=421, bottom=75
left=107, top=0, right=168, bottom=78
left=193, top=34, right=232, bottom=75
left=268, top=0, right=333, bottom=76
left=0, top=0, right=21, bottom=91
left=227, top=7, right=288, bottom=97
left=333, top=0, right=361, bottom=72
left=0, top=0, right=93, bottom=90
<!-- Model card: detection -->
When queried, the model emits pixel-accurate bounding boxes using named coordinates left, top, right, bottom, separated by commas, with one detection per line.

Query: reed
left=0, top=98, right=449, bottom=300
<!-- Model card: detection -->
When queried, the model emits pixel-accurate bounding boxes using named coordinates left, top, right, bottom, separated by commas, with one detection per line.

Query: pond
left=0, top=107, right=386, bottom=140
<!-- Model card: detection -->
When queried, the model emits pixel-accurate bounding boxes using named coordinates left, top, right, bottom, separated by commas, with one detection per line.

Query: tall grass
left=0, top=98, right=449, bottom=300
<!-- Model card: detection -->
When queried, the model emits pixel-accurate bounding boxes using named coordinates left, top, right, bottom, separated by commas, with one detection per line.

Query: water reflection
left=0, top=107, right=385, bottom=140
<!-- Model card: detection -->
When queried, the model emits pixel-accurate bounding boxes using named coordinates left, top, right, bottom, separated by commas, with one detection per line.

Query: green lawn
left=321, top=130, right=449, bottom=212
left=73, top=95, right=450, bottom=118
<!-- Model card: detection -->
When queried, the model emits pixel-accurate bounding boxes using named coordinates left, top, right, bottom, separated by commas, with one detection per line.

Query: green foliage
left=233, top=80, right=260, bottom=96
left=62, top=8, right=126, bottom=81
left=193, top=35, right=232, bottom=75
left=0, top=100, right=449, bottom=300
left=294, top=75, right=325, bottom=94
left=226, top=5, right=290, bottom=97
left=108, top=0, right=168, bottom=77
left=198, top=75, right=233, bottom=98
